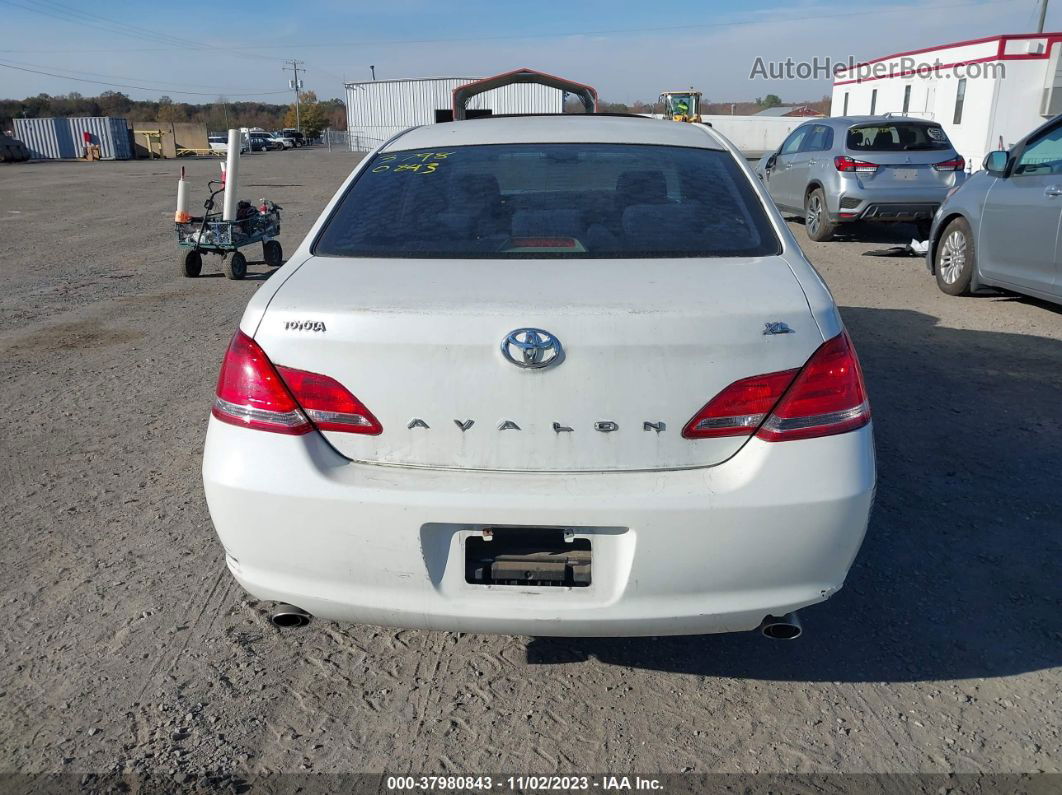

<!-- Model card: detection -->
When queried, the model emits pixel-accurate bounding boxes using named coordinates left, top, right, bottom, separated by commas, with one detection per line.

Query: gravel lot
left=0, top=148, right=1059, bottom=782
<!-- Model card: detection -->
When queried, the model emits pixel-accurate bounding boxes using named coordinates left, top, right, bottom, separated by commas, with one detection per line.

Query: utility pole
left=370, top=65, right=376, bottom=81
left=1037, top=0, right=1048, bottom=33
left=283, top=59, right=305, bottom=132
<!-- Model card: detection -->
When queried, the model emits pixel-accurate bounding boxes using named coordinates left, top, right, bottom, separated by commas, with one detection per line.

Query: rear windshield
left=313, top=143, right=780, bottom=258
left=847, top=123, right=951, bottom=151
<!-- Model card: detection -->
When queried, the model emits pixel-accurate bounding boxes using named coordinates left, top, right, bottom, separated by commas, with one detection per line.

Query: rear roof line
left=465, top=112, right=654, bottom=121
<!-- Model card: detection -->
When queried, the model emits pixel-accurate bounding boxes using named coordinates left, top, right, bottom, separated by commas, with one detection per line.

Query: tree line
left=0, top=90, right=346, bottom=137
left=3, top=89, right=830, bottom=137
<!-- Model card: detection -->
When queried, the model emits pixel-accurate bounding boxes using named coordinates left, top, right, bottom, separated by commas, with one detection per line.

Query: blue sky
left=0, top=0, right=1058, bottom=103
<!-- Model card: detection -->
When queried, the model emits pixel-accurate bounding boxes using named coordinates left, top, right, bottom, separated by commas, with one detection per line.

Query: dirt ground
left=0, top=148, right=1059, bottom=783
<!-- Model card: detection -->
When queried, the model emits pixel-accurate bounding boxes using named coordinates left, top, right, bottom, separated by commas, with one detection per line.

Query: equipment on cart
left=176, top=179, right=283, bottom=280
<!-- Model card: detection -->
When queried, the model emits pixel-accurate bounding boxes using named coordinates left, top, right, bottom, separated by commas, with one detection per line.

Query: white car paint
left=202, top=115, right=875, bottom=636
left=207, top=136, right=249, bottom=155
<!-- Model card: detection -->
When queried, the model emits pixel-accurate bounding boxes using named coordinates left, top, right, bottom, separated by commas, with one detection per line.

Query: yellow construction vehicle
left=659, top=89, right=703, bottom=123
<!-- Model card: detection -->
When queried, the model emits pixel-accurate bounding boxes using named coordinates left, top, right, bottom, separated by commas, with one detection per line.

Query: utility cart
left=176, top=179, right=283, bottom=280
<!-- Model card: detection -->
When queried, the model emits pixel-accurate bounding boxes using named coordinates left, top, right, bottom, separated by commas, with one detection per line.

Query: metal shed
left=67, top=117, right=132, bottom=160
left=343, top=76, right=564, bottom=151
left=13, top=117, right=76, bottom=159
left=12, top=116, right=131, bottom=160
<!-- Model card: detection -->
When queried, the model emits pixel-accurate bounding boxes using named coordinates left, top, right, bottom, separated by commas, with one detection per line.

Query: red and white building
left=831, top=33, right=1062, bottom=168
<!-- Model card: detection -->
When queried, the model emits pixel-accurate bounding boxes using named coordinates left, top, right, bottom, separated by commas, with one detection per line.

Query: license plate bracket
left=465, top=529, right=591, bottom=587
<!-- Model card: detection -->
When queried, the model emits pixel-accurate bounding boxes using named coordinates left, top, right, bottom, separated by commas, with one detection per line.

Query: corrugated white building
left=344, top=77, right=564, bottom=151
left=831, top=33, right=1062, bottom=168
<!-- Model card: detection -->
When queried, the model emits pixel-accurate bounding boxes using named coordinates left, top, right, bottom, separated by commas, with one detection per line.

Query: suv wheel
left=804, top=188, right=835, bottom=242
left=935, top=217, right=975, bottom=296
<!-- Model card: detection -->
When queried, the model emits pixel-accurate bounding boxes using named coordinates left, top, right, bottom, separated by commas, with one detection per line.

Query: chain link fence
left=323, top=129, right=388, bottom=153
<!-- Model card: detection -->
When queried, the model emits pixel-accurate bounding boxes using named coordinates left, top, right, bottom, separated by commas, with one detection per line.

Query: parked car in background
left=928, top=114, right=1062, bottom=305
left=249, top=131, right=277, bottom=151
left=208, top=135, right=249, bottom=155
left=270, top=132, right=295, bottom=149
left=248, top=134, right=268, bottom=152
left=202, top=115, right=875, bottom=638
left=756, top=116, right=967, bottom=242
left=282, top=128, right=305, bottom=147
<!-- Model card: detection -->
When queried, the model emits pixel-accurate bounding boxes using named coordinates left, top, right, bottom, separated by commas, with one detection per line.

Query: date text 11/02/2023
left=371, top=151, right=456, bottom=175
left=384, top=775, right=664, bottom=791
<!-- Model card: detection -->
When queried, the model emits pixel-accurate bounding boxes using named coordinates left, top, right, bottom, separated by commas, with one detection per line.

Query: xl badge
left=500, top=328, right=564, bottom=370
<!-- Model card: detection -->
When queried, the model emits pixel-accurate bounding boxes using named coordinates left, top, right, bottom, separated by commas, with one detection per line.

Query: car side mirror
left=766, top=153, right=778, bottom=170
left=983, top=150, right=1009, bottom=177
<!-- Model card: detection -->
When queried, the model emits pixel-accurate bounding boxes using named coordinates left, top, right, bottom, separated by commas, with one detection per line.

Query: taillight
left=682, top=370, right=798, bottom=438
left=932, top=156, right=966, bottom=172
left=834, top=155, right=878, bottom=173
left=213, top=331, right=311, bottom=434
left=212, top=330, right=381, bottom=436
left=758, top=332, right=869, bottom=441
left=682, top=332, right=870, bottom=443
left=275, top=365, right=382, bottom=434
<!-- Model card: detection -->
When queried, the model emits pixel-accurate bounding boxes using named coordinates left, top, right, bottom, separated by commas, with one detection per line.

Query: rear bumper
left=858, top=202, right=939, bottom=222
left=202, top=419, right=876, bottom=636
left=833, top=182, right=953, bottom=224
left=832, top=199, right=941, bottom=224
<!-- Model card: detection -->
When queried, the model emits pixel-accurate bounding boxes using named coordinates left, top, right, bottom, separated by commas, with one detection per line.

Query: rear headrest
left=616, top=170, right=668, bottom=205
left=621, top=203, right=703, bottom=246
left=872, top=131, right=893, bottom=148
left=511, top=209, right=584, bottom=238
left=452, top=174, right=501, bottom=206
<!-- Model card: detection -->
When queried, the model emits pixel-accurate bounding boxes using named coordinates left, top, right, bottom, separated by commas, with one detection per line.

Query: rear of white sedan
left=202, top=115, right=875, bottom=637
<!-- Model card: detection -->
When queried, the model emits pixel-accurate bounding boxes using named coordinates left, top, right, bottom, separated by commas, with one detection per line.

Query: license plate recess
left=465, top=529, right=591, bottom=587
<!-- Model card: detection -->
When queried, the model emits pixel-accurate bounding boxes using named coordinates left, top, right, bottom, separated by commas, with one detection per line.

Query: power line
left=0, top=57, right=295, bottom=94
left=24, top=0, right=209, bottom=50
left=0, top=0, right=199, bottom=50
left=0, top=0, right=284, bottom=64
left=0, top=60, right=292, bottom=97
left=0, top=0, right=1023, bottom=54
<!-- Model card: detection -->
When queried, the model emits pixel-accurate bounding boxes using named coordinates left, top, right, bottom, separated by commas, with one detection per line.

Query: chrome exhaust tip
left=759, top=612, right=802, bottom=640
left=270, top=604, right=311, bottom=628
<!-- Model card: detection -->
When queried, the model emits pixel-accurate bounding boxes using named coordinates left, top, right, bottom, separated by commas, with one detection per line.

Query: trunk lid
left=254, top=255, right=822, bottom=472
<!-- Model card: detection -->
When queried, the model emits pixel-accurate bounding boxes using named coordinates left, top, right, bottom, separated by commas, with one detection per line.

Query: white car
left=269, top=133, right=295, bottom=149
left=202, top=115, right=876, bottom=638
left=207, top=135, right=249, bottom=155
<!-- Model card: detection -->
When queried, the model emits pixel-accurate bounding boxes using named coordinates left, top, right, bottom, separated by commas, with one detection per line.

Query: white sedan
left=202, top=115, right=875, bottom=637
left=207, top=135, right=248, bottom=155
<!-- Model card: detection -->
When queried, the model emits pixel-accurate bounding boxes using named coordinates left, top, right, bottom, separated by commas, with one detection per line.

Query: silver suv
left=756, top=116, right=967, bottom=242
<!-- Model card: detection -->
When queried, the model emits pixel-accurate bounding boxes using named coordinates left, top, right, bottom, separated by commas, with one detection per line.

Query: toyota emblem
left=500, top=328, right=564, bottom=370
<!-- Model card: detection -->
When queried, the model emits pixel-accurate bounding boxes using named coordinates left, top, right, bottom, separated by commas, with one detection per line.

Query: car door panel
left=784, top=125, right=829, bottom=212
left=766, top=126, right=811, bottom=212
left=978, top=124, right=1062, bottom=293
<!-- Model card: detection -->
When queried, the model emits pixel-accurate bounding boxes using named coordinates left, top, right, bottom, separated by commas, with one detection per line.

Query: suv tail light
left=834, top=156, right=879, bottom=173
left=932, top=156, right=966, bottom=172
left=212, top=330, right=381, bottom=436
left=682, top=332, right=870, bottom=443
